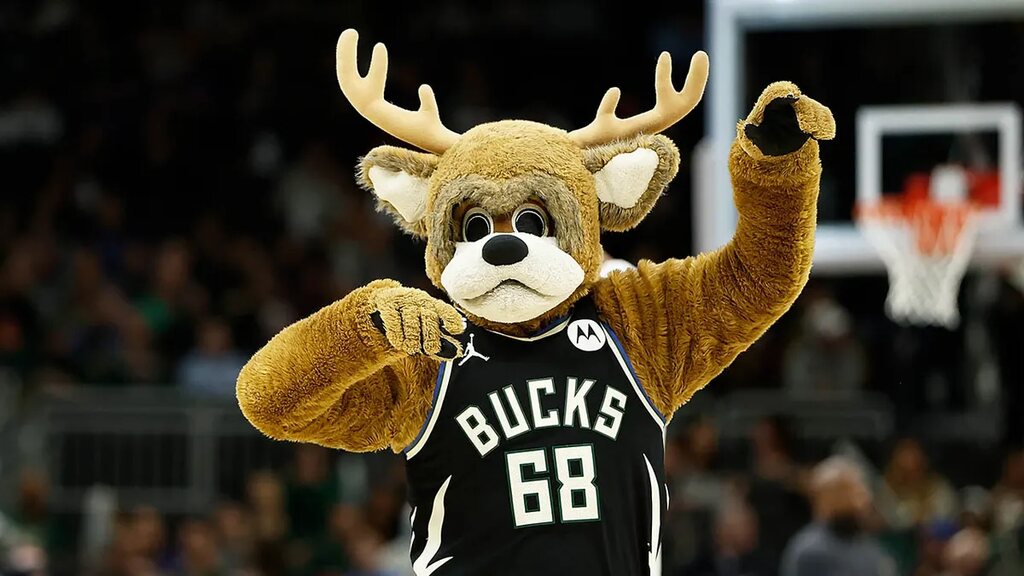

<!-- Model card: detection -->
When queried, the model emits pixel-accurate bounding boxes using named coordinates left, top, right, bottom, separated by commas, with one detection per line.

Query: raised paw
left=370, top=286, right=465, bottom=360
left=740, top=81, right=835, bottom=158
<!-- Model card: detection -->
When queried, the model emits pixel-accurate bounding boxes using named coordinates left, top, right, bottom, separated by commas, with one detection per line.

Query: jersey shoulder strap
left=568, top=296, right=668, bottom=429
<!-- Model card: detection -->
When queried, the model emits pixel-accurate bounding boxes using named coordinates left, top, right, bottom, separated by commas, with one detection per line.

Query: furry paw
left=370, top=286, right=465, bottom=360
left=740, top=82, right=835, bottom=158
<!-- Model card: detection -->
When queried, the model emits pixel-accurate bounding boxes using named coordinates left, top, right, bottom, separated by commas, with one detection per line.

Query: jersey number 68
left=505, top=444, right=599, bottom=528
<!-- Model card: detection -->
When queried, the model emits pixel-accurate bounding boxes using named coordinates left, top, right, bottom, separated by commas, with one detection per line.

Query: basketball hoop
left=856, top=196, right=979, bottom=328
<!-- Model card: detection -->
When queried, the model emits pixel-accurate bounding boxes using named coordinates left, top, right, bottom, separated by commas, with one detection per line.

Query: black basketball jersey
left=404, top=296, right=668, bottom=576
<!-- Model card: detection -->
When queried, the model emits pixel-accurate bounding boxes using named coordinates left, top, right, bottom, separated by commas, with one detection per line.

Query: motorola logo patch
left=567, top=319, right=606, bottom=352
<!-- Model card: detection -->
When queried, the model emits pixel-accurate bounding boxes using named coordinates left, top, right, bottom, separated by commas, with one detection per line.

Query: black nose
left=482, top=234, right=529, bottom=266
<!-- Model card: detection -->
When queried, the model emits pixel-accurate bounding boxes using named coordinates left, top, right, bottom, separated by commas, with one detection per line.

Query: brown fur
left=236, top=278, right=441, bottom=452
left=593, top=140, right=821, bottom=417
left=583, top=135, right=680, bottom=232
left=371, top=284, right=464, bottom=357
left=358, top=146, right=439, bottom=237
left=237, top=83, right=832, bottom=451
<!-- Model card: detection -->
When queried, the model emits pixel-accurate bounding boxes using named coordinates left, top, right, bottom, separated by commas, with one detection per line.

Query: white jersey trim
left=601, top=324, right=667, bottom=434
left=644, top=454, right=663, bottom=576
left=485, top=315, right=573, bottom=342
left=406, top=361, right=453, bottom=459
left=412, top=475, right=454, bottom=575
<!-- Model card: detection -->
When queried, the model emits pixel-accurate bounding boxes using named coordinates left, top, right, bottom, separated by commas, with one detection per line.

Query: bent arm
left=595, top=87, right=827, bottom=416
left=236, top=279, right=437, bottom=452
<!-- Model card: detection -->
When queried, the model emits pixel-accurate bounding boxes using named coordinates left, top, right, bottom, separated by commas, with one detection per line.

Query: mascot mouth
left=456, top=279, right=569, bottom=324
left=463, top=280, right=545, bottom=303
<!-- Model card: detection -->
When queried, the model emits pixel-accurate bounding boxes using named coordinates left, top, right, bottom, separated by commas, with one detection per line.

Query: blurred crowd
left=3, top=1, right=1024, bottom=575
left=664, top=419, right=1024, bottom=576
left=3, top=420, right=1024, bottom=576
left=0, top=1, right=434, bottom=396
left=1, top=445, right=413, bottom=576
left=0, top=0, right=706, bottom=396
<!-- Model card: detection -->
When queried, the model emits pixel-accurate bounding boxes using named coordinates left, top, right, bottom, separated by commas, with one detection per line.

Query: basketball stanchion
left=1010, top=257, right=1024, bottom=296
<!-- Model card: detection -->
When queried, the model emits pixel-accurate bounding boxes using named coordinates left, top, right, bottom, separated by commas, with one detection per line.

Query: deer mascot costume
left=237, top=29, right=834, bottom=575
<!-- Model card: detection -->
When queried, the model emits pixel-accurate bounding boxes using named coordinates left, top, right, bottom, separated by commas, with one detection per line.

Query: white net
left=858, top=202, right=978, bottom=328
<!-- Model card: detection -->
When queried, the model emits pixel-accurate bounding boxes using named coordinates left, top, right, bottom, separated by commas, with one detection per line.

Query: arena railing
left=8, top=386, right=899, bottom=514
left=20, top=387, right=291, bottom=514
left=711, top=390, right=896, bottom=441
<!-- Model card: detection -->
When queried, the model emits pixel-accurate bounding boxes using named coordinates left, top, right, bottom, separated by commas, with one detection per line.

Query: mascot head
left=339, top=29, right=708, bottom=331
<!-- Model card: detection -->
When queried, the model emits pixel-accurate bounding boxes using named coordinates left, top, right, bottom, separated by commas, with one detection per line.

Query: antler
left=336, top=29, right=460, bottom=154
left=569, top=51, right=710, bottom=147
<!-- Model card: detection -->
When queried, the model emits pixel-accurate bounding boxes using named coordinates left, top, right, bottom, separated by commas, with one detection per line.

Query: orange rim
left=856, top=198, right=976, bottom=256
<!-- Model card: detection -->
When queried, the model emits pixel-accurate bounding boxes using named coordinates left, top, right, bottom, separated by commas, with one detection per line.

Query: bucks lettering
left=455, top=376, right=627, bottom=456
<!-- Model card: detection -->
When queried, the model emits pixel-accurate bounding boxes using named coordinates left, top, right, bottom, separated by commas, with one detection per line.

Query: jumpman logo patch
left=458, top=333, right=490, bottom=366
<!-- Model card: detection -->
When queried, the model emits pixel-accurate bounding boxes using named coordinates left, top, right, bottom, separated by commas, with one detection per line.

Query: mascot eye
left=513, top=205, right=548, bottom=237
left=462, top=209, right=493, bottom=242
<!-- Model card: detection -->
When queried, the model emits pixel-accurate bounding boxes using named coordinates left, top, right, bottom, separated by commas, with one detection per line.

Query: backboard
left=701, top=0, right=1024, bottom=274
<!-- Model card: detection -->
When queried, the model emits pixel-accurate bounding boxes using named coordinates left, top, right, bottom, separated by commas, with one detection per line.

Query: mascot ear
left=358, top=145, right=439, bottom=238
left=583, top=135, right=680, bottom=232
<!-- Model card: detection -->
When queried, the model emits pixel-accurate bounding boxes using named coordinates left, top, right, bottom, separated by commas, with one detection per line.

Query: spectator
left=133, top=241, right=202, bottom=342
left=286, top=445, right=341, bottom=541
left=783, top=289, right=867, bottom=398
left=942, top=528, right=990, bottom=576
left=7, top=470, right=57, bottom=555
left=747, top=417, right=811, bottom=570
left=274, top=141, right=348, bottom=243
left=345, top=527, right=399, bottom=576
left=246, top=471, right=289, bottom=544
left=211, top=502, right=253, bottom=574
left=958, top=486, right=993, bottom=532
left=878, top=439, right=959, bottom=530
left=4, top=543, right=48, bottom=576
left=130, top=507, right=170, bottom=571
left=987, top=451, right=1024, bottom=575
left=177, top=318, right=247, bottom=397
left=92, top=512, right=163, bottom=576
left=781, top=456, right=893, bottom=576
left=990, top=449, right=1024, bottom=534
left=679, top=498, right=772, bottom=576
left=677, top=419, right=728, bottom=510
left=915, top=520, right=961, bottom=576
left=0, top=241, right=41, bottom=385
left=307, top=504, right=359, bottom=576
left=173, top=518, right=223, bottom=576
left=0, top=511, right=14, bottom=560
left=666, top=420, right=729, bottom=570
